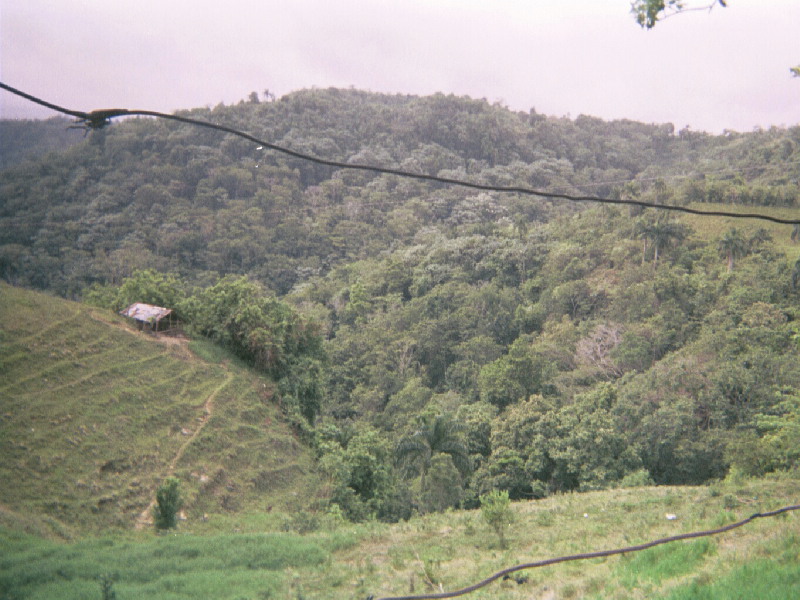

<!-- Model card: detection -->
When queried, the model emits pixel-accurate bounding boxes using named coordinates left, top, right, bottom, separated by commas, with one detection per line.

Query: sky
left=1, top=0, right=798, bottom=133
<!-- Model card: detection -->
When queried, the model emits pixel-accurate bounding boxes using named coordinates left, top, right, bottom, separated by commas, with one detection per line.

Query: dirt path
left=135, top=372, right=234, bottom=529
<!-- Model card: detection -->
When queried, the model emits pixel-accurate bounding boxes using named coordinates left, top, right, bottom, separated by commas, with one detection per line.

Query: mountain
left=1, top=89, right=796, bottom=297
left=1, top=88, right=800, bottom=522
left=0, top=117, right=85, bottom=170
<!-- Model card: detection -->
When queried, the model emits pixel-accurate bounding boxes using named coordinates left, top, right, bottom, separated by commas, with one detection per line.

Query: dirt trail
left=135, top=372, right=234, bottom=529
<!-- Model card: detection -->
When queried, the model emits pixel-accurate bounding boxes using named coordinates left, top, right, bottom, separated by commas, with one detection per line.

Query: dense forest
left=2, top=88, right=800, bottom=521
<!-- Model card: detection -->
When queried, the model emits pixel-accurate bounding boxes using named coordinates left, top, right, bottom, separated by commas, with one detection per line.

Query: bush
left=98, top=575, right=117, bottom=600
left=620, top=469, right=655, bottom=488
left=153, top=477, right=182, bottom=530
left=480, top=489, right=514, bottom=549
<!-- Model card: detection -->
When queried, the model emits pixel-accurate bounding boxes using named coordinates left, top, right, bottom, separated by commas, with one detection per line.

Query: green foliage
left=478, top=386, right=638, bottom=496
left=632, top=0, right=677, bottom=29
left=395, top=413, right=470, bottom=508
left=84, top=269, right=186, bottom=319
left=718, top=227, right=748, bottom=272
left=472, top=446, right=531, bottom=499
left=3, top=88, right=800, bottom=519
left=153, top=477, right=182, bottom=530
left=319, top=425, right=404, bottom=522
left=620, top=469, right=655, bottom=488
left=479, top=489, right=513, bottom=549
left=98, top=574, right=117, bottom=600
left=632, top=1, right=728, bottom=30
left=728, top=395, right=800, bottom=477
left=183, top=275, right=326, bottom=420
left=478, top=336, right=551, bottom=408
left=421, top=454, right=463, bottom=513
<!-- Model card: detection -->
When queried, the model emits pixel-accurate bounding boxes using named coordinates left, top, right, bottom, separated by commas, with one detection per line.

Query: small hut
left=119, top=303, right=175, bottom=333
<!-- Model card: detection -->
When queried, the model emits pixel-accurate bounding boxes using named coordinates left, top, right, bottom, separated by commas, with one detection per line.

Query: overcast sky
left=1, top=0, right=798, bottom=133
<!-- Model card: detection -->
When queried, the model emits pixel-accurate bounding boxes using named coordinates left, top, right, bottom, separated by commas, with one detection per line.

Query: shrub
left=98, top=575, right=117, bottom=600
left=480, top=489, right=514, bottom=549
left=153, top=477, right=182, bottom=530
left=620, top=469, right=655, bottom=488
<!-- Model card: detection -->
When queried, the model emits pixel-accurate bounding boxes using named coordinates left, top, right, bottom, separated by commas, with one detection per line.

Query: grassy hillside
left=1, top=475, right=798, bottom=599
left=0, top=283, right=321, bottom=537
left=682, top=202, right=800, bottom=262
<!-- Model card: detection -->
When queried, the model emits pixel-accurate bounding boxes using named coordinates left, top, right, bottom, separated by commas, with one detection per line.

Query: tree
left=478, top=336, right=551, bottom=408
left=395, top=414, right=470, bottom=498
left=109, top=269, right=186, bottom=315
left=635, top=216, right=686, bottom=264
left=153, top=477, right=182, bottom=530
left=319, top=426, right=400, bottom=521
left=793, top=257, right=800, bottom=290
left=480, top=489, right=514, bottom=549
left=421, top=454, right=464, bottom=513
left=632, top=1, right=796, bottom=75
left=471, top=447, right=531, bottom=500
left=184, top=275, right=324, bottom=380
left=631, top=1, right=727, bottom=30
left=718, top=227, right=747, bottom=272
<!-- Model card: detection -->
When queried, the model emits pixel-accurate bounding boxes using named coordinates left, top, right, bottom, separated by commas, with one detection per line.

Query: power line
left=367, top=504, right=800, bottom=600
left=1, top=81, right=798, bottom=225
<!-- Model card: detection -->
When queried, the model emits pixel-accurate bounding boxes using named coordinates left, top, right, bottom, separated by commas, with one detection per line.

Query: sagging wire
left=367, top=504, right=800, bottom=600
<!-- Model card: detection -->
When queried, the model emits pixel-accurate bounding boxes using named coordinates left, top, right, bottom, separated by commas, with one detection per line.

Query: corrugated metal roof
left=120, top=303, right=172, bottom=322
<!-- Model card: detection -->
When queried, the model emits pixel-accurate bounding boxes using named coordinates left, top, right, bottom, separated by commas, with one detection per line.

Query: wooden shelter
left=119, top=303, right=175, bottom=332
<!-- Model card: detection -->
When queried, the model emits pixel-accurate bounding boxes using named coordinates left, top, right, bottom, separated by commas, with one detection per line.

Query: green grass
left=681, top=202, right=800, bottom=263
left=618, top=538, right=715, bottom=588
left=663, top=561, right=800, bottom=600
left=186, top=339, right=244, bottom=366
left=0, top=528, right=328, bottom=600
left=660, top=530, right=800, bottom=600
left=1, top=476, right=798, bottom=600
left=0, top=283, right=321, bottom=536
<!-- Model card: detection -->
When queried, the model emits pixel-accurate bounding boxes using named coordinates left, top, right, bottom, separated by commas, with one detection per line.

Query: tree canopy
left=2, top=88, right=799, bottom=519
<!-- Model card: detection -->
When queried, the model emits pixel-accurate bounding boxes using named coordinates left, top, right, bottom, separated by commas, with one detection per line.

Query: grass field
left=0, top=283, right=321, bottom=537
left=681, top=202, right=800, bottom=263
left=1, top=283, right=799, bottom=599
left=1, top=475, right=798, bottom=599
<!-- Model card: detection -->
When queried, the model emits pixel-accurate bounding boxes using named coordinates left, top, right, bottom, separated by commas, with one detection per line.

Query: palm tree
left=718, top=227, right=748, bottom=272
left=792, top=257, right=800, bottom=290
left=633, top=218, right=652, bottom=264
left=635, top=216, right=686, bottom=264
left=619, top=181, right=642, bottom=218
left=650, top=219, right=686, bottom=263
left=395, top=414, right=470, bottom=493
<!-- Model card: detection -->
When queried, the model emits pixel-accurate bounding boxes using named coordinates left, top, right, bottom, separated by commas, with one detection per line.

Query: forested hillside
left=0, top=117, right=85, bottom=170
left=2, top=88, right=800, bottom=521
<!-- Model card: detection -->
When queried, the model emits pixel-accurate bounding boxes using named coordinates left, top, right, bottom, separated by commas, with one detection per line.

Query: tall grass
left=663, top=560, right=800, bottom=600
left=0, top=529, right=328, bottom=600
left=2, top=476, right=799, bottom=600
left=618, top=538, right=715, bottom=587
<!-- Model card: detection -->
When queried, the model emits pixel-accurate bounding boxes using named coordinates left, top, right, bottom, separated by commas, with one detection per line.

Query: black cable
left=368, top=504, right=800, bottom=600
left=2, top=81, right=798, bottom=225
